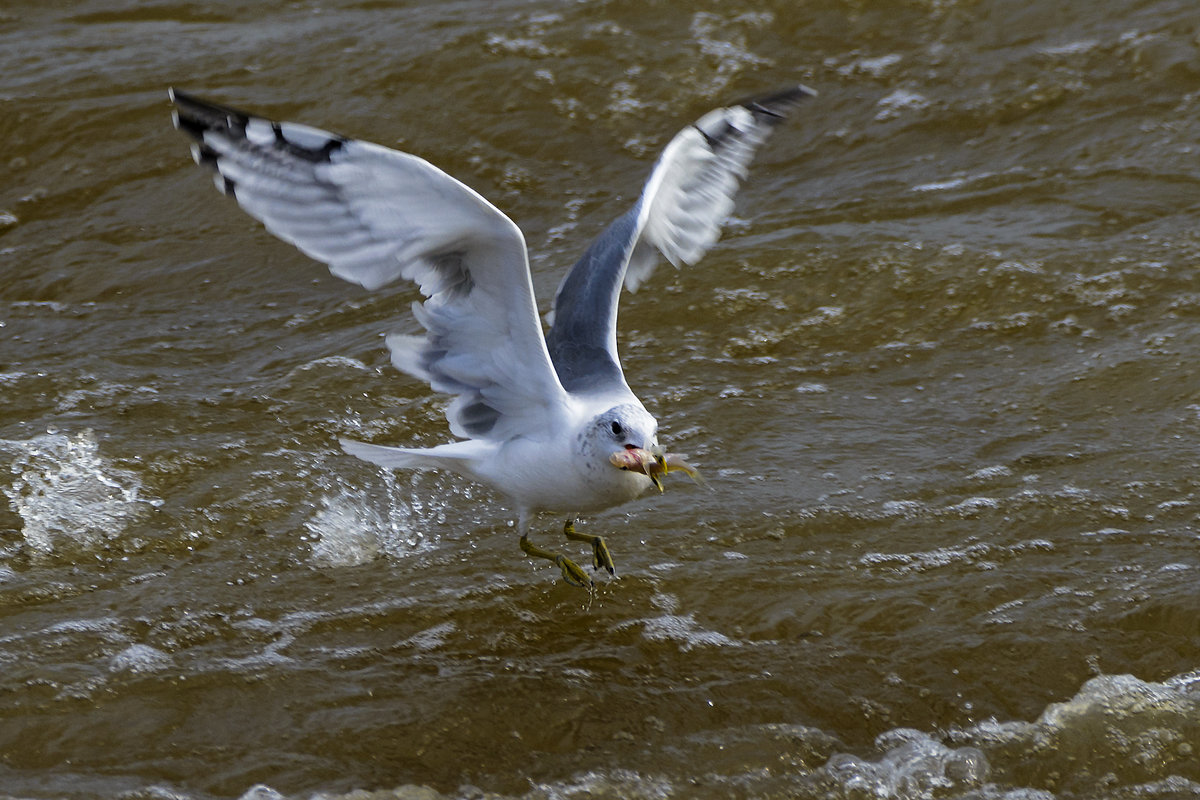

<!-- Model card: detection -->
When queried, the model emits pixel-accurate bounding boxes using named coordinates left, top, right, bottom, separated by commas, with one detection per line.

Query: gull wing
left=170, top=89, right=569, bottom=441
left=546, top=86, right=814, bottom=394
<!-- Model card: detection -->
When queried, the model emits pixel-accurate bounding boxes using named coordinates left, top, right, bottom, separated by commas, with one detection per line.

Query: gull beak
left=609, top=445, right=667, bottom=492
left=646, top=444, right=666, bottom=493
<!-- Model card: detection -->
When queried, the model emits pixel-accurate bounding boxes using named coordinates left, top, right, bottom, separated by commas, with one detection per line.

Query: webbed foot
left=521, top=534, right=594, bottom=588
left=563, top=519, right=615, bottom=576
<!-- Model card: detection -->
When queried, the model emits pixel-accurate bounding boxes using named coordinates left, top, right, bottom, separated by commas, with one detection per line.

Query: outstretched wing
left=170, top=89, right=569, bottom=441
left=546, top=86, right=814, bottom=394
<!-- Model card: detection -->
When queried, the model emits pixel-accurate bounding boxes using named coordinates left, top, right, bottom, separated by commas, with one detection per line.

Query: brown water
left=3, top=1, right=1200, bottom=798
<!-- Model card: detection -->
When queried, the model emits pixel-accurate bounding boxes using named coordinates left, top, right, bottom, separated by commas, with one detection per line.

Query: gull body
left=169, top=85, right=812, bottom=585
left=343, top=394, right=657, bottom=518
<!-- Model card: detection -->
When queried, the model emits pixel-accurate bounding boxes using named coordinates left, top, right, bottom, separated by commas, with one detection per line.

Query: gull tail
left=338, top=438, right=491, bottom=478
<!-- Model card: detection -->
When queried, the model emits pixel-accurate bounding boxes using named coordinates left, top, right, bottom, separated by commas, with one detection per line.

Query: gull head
left=579, top=403, right=664, bottom=493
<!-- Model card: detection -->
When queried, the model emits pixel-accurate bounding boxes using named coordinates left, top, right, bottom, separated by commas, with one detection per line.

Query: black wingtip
left=689, top=85, right=815, bottom=148
left=167, top=88, right=256, bottom=141
left=167, top=89, right=348, bottom=164
left=737, top=84, right=816, bottom=123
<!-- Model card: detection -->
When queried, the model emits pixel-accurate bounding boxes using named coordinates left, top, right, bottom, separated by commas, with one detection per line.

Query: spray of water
left=0, top=429, right=158, bottom=556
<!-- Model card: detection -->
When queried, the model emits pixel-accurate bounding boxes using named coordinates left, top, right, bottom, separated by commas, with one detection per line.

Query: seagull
left=169, top=85, right=812, bottom=588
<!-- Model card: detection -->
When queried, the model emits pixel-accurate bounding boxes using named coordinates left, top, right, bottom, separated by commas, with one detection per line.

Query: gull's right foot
left=553, top=554, right=593, bottom=588
left=521, top=534, right=594, bottom=589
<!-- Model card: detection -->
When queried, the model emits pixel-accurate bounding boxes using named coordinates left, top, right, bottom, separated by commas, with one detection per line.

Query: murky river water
left=3, top=1, right=1200, bottom=798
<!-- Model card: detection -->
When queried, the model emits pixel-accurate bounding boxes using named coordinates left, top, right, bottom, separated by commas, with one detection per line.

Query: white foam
left=968, top=465, right=1014, bottom=481
left=640, top=613, right=740, bottom=651
left=282, top=355, right=371, bottom=375
left=237, top=786, right=287, bottom=800
left=859, top=542, right=992, bottom=573
left=881, top=499, right=925, bottom=518
left=530, top=768, right=673, bottom=800
left=947, top=496, right=1001, bottom=514
left=483, top=33, right=559, bottom=58
left=398, top=622, right=456, bottom=652
left=968, top=670, right=1200, bottom=750
left=1041, top=39, right=1100, bottom=56
left=818, top=729, right=989, bottom=797
left=625, top=592, right=741, bottom=651
left=54, top=382, right=159, bottom=413
left=875, top=89, right=930, bottom=121
left=109, top=643, right=173, bottom=674
left=837, top=53, right=903, bottom=77
left=912, top=177, right=968, bottom=193
left=0, top=429, right=158, bottom=556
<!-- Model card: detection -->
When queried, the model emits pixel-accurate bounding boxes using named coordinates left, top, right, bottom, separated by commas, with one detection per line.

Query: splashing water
left=0, top=429, right=157, bottom=556
left=816, top=730, right=989, bottom=799
left=305, top=469, right=433, bottom=568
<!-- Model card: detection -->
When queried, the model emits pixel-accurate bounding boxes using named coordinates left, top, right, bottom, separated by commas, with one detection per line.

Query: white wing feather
left=170, top=90, right=569, bottom=442
left=625, top=87, right=813, bottom=292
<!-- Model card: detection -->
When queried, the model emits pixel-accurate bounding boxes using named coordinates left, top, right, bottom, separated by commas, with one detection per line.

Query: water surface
left=2, top=1, right=1199, bottom=798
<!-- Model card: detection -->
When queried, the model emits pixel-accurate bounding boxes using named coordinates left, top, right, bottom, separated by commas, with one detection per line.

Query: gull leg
left=563, top=519, right=615, bottom=576
left=520, top=534, right=593, bottom=588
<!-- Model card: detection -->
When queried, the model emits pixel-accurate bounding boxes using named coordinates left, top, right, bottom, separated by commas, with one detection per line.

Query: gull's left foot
left=563, top=520, right=615, bottom=576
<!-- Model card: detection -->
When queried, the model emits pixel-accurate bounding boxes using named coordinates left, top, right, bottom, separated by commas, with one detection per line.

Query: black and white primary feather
left=169, top=85, right=813, bottom=587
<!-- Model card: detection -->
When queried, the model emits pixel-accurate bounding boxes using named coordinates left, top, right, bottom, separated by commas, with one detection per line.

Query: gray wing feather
left=546, top=207, right=642, bottom=394
left=546, top=85, right=814, bottom=394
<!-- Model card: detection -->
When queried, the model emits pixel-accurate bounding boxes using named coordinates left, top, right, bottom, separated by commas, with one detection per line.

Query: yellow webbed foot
left=521, top=533, right=594, bottom=589
left=563, top=520, right=615, bottom=576
left=553, top=554, right=593, bottom=588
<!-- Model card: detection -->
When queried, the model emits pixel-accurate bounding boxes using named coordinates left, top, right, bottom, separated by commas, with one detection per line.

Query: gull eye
left=610, top=420, right=624, bottom=437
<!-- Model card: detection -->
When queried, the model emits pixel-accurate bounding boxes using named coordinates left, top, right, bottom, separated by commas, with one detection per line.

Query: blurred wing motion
left=546, top=85, right=814, bottom=393
left=169, top=89, right=569, bottom=443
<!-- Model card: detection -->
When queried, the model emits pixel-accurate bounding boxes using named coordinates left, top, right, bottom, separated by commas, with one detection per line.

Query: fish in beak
left=609, top=446, right=703, bottom=492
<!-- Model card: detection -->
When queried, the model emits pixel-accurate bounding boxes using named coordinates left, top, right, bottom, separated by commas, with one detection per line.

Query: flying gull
left=169, top=85, right=812, bottom=588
